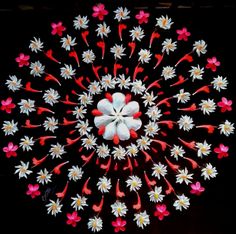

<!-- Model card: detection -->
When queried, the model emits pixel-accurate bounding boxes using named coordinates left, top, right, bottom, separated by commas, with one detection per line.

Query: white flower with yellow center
left=110, top=44, right=126, bottom=59
left=161, top=66, right=176, bottom=80
left=37, top=168, right=52, bottom=185
left=148, top=186, right=165, bottom=203
left=142, top=91, right=157, bottom=106
left=178, top=115, right=194, bottom=131
left=156, top=15, right=173, bottom=29
left=73, top=15, right=89, bottom=30
left=73, top=106, right=86, bottom=119
left=170, top=145, right=185, bottom=160
left=138, top=49, right=152, bottom=63
left=6, top=75, right=22, bottom=92
left=116, top=74, right=131, bottom=90
left=114, top=7, right=130, bottom=21
left=173, top=194, right=190, bottom=211
left=20, top=136, right=35, bottom=151
left=175, top=89, right=191, bottom=103
left=152, top=163, right=167, bottom=179
left=43, top=88, right=60, bottom=106
left=131, top=80, right=146, bottom=95
left=126, top=143, right=139, bottom=157
left=2, top=120, right=18, bottom=136
left=134, top=211, right=150, bottom=229
left=68, top=165, right=83, bottom=181
left=88, top=81, right=102, bottom=95
left=196, top=141, right=211, bottom=158
left=61, top=34, right=77, bottom=51
left=60, top=64, right=76, bottom=79
left=71, top=194, right=88, bottom=211
left=97, top=176, right=112, bottom=193
left=18, top=99, right=35, bottom=115
left=29, top=37, right=43, bottom=53
left=96, top=143, right=110, bottom=158
left=126, top=175, right=142, bottom=192
left=146, top=106, right=162, bottom=121
left=49, top=143, right=66, bottom=159
left=211, top=76, right=228, bottom=92
left=43, top=117, right=58, bottom=132
left=193, top=40, right=207, bottom=56
left=137, top=136, right=151, bottom=150
left=218, top=120, right=234, bottom=136
left=176, top=168, right=193, bottom=185
left=88, top=216, right=103, bottom=232
left=189, top=65, right=204, bottom=81
left=82, top=49, right=96, bottom=64
left=15, top=161, right=32, bottom=179
left=162, top=38, right=177, bottom=54
left=111, top=201, right=128, bottom=217
left=81, top=134, right=97, bottom=150
left=112, top=146, right=126, bottom=160
left=46, top=199, right=63, bottom=216
left=96, top=22, right=111, bottom=38
left=76, top=120, right=92, bottom=136
left=201, top=163, right=218, bottom=180
left=130, top=26, right=145, bottom=41
left=144, top=121, right=159, bottom=137
left=199, top=99, right=216, bottom=115
left=30, top=61, right=45, bottom=77
left=101, top=74, right=116, bottom=90
left=78, top=92, right=93, bottom=106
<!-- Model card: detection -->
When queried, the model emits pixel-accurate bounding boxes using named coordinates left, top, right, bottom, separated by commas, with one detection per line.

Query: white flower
left=162, top=38, right=177, bottom=54
left=73, top=106, right=86, bottom=119
left=161, top=66, right=176, bottom=80
left=61, top=34, right=76, bottom=51
left=174, top=89, right=191, bottom=103
left=116, top=74, right=131, bottom=89
left=29, top=37, right=43, bottom=53
left=5, top=75, right=22, bottom=92
left=131, top=80, right=146, bottom=95
left=82, top=50, right=96, bottom=64
left=148, top=186, right=165, bottom=203
left=101, top=74, right=116, bottom=90
left=111, top=201, right=128, bottom=217
left=211, top=76, right=228, bottom=91
left=170, top=145, right=185, bottom=160
left=43, top=88, right=60, bottom=106
left=81, top=134, right=97, bottom=149
left=126, top=175, right=142, bottom=192
left=137, top=136, right=151, bottom=150
left=60, top=64, right=76, bottom=79
left=196, top=141, right=211, bottom=158
left=71, top=194, right=88, bottom=211
left=144, top=121, right=159, bottom=137
left=176, top=168, right=193, bottom=185
left=88, top=217, right=103, bottom=232
left=43, top=117, right=58, bottom=132
left=134, top=211, right=150, bottom=229
left=156, top=15, right=173, bottom=29
left=138, top=49, right=152, bottom=63
left=15, top=161, right=32, bottom=179
left=30, top=61, right=45, bottom=77
left=20, top=136, right=35, bottom=151
left=68, top=166, right=83, bottom=181
left=178, top=115, right=194, bottom=131
left=193, top=40, right=207, bottom=56
left=201, top=163, right=218, bottom=180
left=37, top=169, right=52, bottom=185
left=88, top=81, right=102, bottom=95
left=112, top=146, right=126, bottom=160
left=110, top=44, right=126, bottom=59
left=2, top=120, right=18, bottom=136
left=18, top=99, right=35, bottom=115
left=152, top=163, right=167, bottom=179
left=173, top=194, right=190, bottom=211
left=97, top=176, right=112, bottom=193
left=126, top=143, right=139, bottom=157
left=219, top=120, right=234, bottom=136
left=46, top=199, right=63, bottom=216
left=146, top=106, right=162, bottom=121
left=78, top=92, right=93, bottom=106
left=73, top=15, right=89, bottom=30
left=189, top=65, right=204, bottom=81
left=49, top=143, right=66, bottom=159
left=96, top=22, right=111, bottom=38
left=142, top=91, right=157, bottom=106
left=130, top=26, right=145, bottom=41
left=96, top=143, right=110, bottom=158
left=114, top=7, right=130, bottom=21
left=76, top=119, right=92, bottom=136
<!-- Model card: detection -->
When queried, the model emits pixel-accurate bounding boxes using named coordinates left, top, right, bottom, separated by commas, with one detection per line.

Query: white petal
left=117, top=122, right=130, bottom=140
left=112, top=92, right=125, bottom=112
left=94, top=115, right=113, bottom=128
left=121, top=101, right=139, bottom=116
left=97, top=99, right=115, bottom=115
left=124, top=117, right=142, bottom=130
left=103, top=121, right=116, bottom=140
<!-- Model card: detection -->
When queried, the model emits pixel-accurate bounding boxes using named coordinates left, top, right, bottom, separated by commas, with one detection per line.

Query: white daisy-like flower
left=211, top=76, right=228, bottom=92
left=96, top=143, right=110, bottom=158
left=71, top=194, right=88, bottom=211
left=73, top=106, right=86, bottom=119
left=156, top=15, right=173, bottom=29
left=126, top=175, right=142, bottom=192
left=173, top=194, right=190, bottom=211
left=199, top=99, right=216, bottom=115
left=49, top=143, right=66, bottom=159
left=43, top=117, right=58, bottom=132
left=61, top=34, right=77, bottom=51
left=101, top=74, right=116, bottom=90
left=46, top=199, right=63, bottom=216
left=178, top=115, right=194, bottom=131
left=193, top=40, right=207, bottom=56
left=30, top=61, right=45, bottom=77
left=112, top=146, right=126, bottom=160
left=137, top=136, right=151, bottom=150
left=2, top=120, right=18, bottom=136
left=126, top=143, right=139, bottom=157
left=97, top=176, right=112, bottom=193
left=111, top=201, right=128, bottom=217
left=162, top=38, right=177, bottom=54
left=96, top=22, right=111, bottom=38
left=29, top=37, right=43, bottom=53
left=161, top=66, right=176, bottom=80
left=189, top=65, right=204, bottom=81
left=152, top=162, right=167, bottom=179
left=110, top=44, right=126, bottom=59
left=88, top=81, right=102, bottom=95
left=201, top=163, right=218, bottom=180
left=88, top=216, right=103, bottom=232
left=116, top=74, right=131, bottom=89
left=81, top=134, right=97, bottom=149
left=15, top=161, right=32, bottom=179
left=131, top=80, right=146, bottom=95
left=196, top=140, right=211, bottom=158
left=144, top=121, right=159, bottom=137
left=43, top=88, right=60, bottom=106
left=218, top=120, right=234, bottom=136
left=148, top=186, right=165, bottom=203
left=174, top=89, right=191, bottom=103
left=170, top=145, right=185, bottom=160
left=76, top=119, right=92, bottom=136
left=176, top=168, right=193, bottom=185
left=82, top=49, right=96, bottom=64
left=130, top=26, right=145, bottom=41
left=142, top=91, right=157, bottom=106
left=60, top=64, right=76, bottom=79
left=37, top=168, right=52, bottom=185
left=5, top=75, right=22, bottom=92
left=146, top=106, right=162, bottom=121
left=73, top=15, right=89, bottom=30
left=78, top=92, right=93, bottom=106
left=114, top=7, right=130, bottom=21
left=18, top=99, right=35, bottom=115
left=68, top=165, right=83, bottom=181
left=134, top=211, right=150, bottom=229
left=138, top=49, right=152, bottom=63
left=19, top=136, right=35, bottom=151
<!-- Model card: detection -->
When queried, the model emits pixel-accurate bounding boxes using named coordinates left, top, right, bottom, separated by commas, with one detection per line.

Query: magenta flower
left=92, top=3, right=108, bottom=21
left=3, top=142, right=18, bottom=158
left=214, top=144, right=229, bottom=159
left=176, top=27, right=191, bottom=41
left=206, top=57, right=220, bottom=72
left=66, top=211, right=81, bottom=227
left=26, top=184, right=41, bottom=199
left=190, top=182, right=205, bottom=195
left=112, top=217, right=126, bottom=232
left=51, top=22, right=66, bottom=36
left=1, top=97, right=16, bottom=114
left=217, top=97, right=232, bottom=112
left=135, top=10, right=150, bottom=24
left=154, top=204, right=170, bottom=220
left=15, top=53, right=30, bottom=67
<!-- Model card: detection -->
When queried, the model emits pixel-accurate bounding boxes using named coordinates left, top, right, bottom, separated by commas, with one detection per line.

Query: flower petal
left=97, top=99, right=115, bottom=115
left=124, top=117, right=142, bottom=130
left=117, top=122, right=130, bottom=140
left=112, top=92, right=126, bottom=112
left=103, top=121, right=116, bottom=140
left=94, top=115, right=113, bottom=128
left=121, top=101, right=139, bottom=116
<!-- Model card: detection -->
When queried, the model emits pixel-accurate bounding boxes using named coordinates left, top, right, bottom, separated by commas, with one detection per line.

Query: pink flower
left=154, top=204, right=170, bottom=220
left=112, top=217, right=126, bottom=232
left=66, top=211, right=81, bottom=227
left=15, top=53, right=30, bottom=67
left=206, top=57, right=220, bottom=72
left=3, top=142, right=18, bottom=158
left=190, top=182, right=205, bottom=195
left=26, top=184, right=41, bottom=199
left=92, top=3, right=108, bottom=21
left=214, top=143, right=229, bottom=159
left=176, top=27, right=191, bottom=41
left=217, top=97, right=232, bottom=112
left=1, top=97, right=16, bottom=114
left=135, top=10, right=150, bottom=24
left=51, top=22, right=66, bottom=36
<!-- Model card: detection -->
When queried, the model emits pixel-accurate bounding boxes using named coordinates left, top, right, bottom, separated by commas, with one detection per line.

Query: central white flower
left=93, top=92, right=142, bottom=142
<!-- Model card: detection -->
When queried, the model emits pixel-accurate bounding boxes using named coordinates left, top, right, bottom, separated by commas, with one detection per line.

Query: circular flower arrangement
left=0, top=3, right=234, bottom=232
